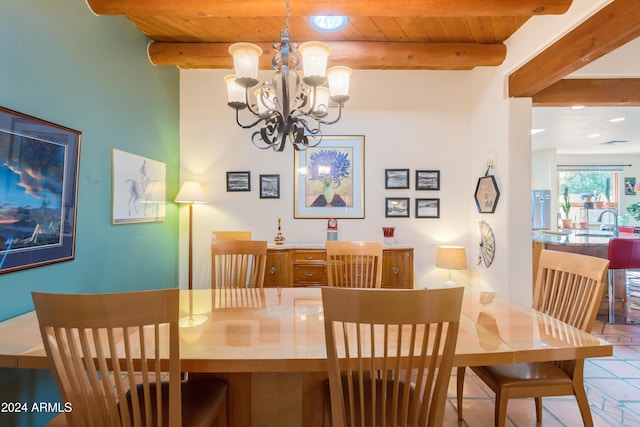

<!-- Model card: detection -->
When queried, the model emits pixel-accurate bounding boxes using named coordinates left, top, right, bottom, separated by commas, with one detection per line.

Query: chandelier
left=224, top=1, right=352, bottom=152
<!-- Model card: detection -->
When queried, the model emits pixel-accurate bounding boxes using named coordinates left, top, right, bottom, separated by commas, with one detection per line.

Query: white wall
left=177, top=0, right=614, bottom=301
left=464, top=0, right=611, bottom=304
left=179, top=70, right=474, bottom=289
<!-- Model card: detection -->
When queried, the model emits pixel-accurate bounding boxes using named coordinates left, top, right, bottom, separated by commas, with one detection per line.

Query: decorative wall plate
left=474, top=175, right=500, bottom=214
left=478, top=220, right=495, bottom=267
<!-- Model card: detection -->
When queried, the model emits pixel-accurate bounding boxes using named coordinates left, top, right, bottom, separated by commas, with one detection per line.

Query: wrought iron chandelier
left=224, top=0, right=352, bottom=152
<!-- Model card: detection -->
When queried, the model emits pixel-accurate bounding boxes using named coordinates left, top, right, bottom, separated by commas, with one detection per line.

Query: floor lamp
left=175, top=181, right=207, bottom=290
left=436, top=245, right=467, bottom=287
left=175, top=181, right=207, bottom=327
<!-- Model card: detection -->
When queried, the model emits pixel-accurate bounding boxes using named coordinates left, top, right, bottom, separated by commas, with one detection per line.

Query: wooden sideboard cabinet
left=264, top=245, right=414, bottom=289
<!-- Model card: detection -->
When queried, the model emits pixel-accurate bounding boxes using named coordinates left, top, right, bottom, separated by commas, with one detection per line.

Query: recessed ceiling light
left=531, top=128, right=545, bottom=135
left=609, top=117, right=625, bottom=122
left=309, top=16, right=349, bottom=32
left=588, top=133, right=600, bottom=138
left=571, top=105, right=586, bottom=110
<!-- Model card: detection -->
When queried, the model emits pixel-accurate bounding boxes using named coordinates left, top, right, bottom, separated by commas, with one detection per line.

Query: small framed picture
left=416, top=198, right=440, bottom=218
left=474, top=175, right=500, bottom=214
left=226, top=171, right=251, bottom=192
left=385, top=197, right=410, bottom=218
left=385, top=169, right=410, bottom=189
left=416, top=170, right=440, bottom=191
left=259, top=174, right=280, bottom=199
left=625, top=177, right=636, bottom=195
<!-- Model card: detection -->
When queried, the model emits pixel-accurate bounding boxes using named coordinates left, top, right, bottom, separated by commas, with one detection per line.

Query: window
left=558, top=170, right=618, bottom=223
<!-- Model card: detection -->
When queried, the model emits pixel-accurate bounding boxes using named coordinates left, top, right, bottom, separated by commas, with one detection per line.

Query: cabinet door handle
left=269, top=267, right=277, bottom=274
left=304, top=271, right=316, bottom=277
left=304, top=254, right=314, bottom=260
left=392, top=267, right=399, bottom=274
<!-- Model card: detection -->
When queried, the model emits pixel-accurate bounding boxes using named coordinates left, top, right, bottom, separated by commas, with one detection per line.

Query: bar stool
left=607, top=238, right=640, bottom=323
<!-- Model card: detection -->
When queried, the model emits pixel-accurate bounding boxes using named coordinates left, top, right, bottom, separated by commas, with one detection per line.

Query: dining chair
left=211, top=240, right=268, bottom=288
left=322, top=286, right=464, bottom=427
left=457, top=249, right=609, bottom=427
left=326, top=241, right=383, bottom=288
left=211, top=230, right=252, bottom=241
left=32, top=288, right=228, bottom=427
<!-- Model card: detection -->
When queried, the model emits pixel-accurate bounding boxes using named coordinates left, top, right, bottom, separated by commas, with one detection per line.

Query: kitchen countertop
left=532, top=229, right=638, bottom=246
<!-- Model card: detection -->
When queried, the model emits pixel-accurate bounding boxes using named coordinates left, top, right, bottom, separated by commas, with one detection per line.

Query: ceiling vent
left=599, top=140, right=629, bottom=145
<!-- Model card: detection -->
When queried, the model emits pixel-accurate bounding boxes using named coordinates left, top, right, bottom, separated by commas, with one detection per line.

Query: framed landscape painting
left=385, top=197, right=410, bottom=218
left=416, top=198, right=440, bottom=218
left=260, top=174, right=280, bottom=199
left=294, top=136, right=365, bottom=218
left=227, top=171, right=251, bottom=192
left=0, top=106, right=81, bottom=273
left=385, top=169, right=410, bottom=189
left=416, top=170, right=440, bottom=190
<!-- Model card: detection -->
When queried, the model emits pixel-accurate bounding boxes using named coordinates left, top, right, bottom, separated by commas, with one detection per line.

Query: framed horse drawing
left=112, top=149, right=166, bottom=224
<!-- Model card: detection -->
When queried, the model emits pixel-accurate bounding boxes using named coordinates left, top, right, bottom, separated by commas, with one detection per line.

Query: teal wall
left=0, top=1, right=180, bottom=425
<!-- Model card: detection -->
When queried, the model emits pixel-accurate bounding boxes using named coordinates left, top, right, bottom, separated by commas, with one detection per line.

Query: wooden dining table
left=0, top=287, right=613, bottom=427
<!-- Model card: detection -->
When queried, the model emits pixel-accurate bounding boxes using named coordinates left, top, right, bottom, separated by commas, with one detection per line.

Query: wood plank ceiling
left=85, top=0, right=572, bottom=71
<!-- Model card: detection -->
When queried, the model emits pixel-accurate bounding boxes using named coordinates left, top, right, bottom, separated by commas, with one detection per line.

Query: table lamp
left=436, top=245, right=467, bottom=287
left=175, top=181, right=207, bottom=291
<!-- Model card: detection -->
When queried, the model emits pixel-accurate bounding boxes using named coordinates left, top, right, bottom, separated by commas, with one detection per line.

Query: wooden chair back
left=534, top=249, right=609, bottom=332
left=32, top=289, right=182, bottom=427
left=322, top=287, right=464, bottom=427
left=211, top=240, right=268, bottom=288
left=211, top=231, right=252, bottom=241
left=326, top=241, right=383, bottom=288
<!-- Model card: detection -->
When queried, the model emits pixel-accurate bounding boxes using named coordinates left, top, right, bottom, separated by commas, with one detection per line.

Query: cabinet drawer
left=293, top=250, right=326, bottom=262
left=293, top=265, right=327, bottom=285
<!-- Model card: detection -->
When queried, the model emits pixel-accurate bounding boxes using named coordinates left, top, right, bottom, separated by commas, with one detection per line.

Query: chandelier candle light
left=224, top=0, right=352, bottom=152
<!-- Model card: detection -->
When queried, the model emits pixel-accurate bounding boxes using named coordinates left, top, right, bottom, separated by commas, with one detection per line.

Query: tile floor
left=446, top=318, right=640, bottom=426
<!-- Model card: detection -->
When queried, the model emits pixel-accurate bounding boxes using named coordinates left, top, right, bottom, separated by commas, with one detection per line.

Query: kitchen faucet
left=598, top=209, right=619, bottom=237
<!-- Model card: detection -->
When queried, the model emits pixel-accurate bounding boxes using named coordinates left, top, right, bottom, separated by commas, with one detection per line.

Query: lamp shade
left=298, top=41, right=330, bottom=86
left=175, top=181, right=206, bottom=204
left=225, top=74, right=246, bottom=107
left=436, top=246, right=467, bottom=270
left=310, top=86, right=330, bottom=116
left=228, top=42, right=262, bottom=88
left=254, top=87, right=276, bottom=114
left=327, top=66, right=352, bottom=102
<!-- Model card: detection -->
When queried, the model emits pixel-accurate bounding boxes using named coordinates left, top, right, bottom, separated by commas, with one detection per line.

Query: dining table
left=0, top=287, right=613, bottom=427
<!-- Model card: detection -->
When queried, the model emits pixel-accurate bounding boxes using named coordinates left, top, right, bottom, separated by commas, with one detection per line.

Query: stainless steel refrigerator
left=532, top=189, right=551, bottom=230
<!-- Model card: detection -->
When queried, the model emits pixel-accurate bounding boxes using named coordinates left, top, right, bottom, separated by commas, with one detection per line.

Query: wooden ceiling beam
left=87, top=0, right=571, bottom=17
left=509, top=0, right=640, bottom=98
left=148, top=41, right=506, bottom=70
left=532, top=78, right=640, bottom=106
